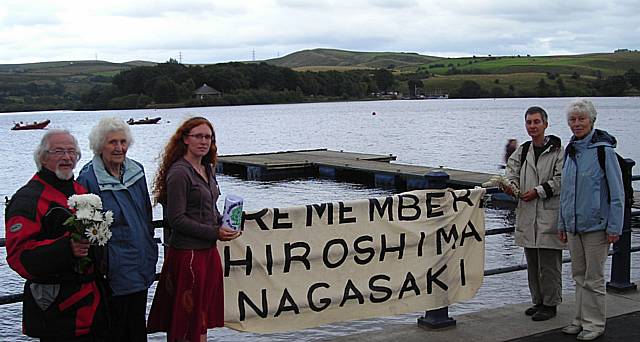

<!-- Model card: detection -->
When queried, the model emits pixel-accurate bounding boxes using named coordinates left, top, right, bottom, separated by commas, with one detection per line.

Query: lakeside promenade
left=330, top=283, right=640, bottom=341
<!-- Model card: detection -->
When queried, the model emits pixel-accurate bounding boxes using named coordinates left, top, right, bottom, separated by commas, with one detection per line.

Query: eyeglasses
left=46, top=149, right=78, bottom=157
left=187, top=134, right=214, bottom=141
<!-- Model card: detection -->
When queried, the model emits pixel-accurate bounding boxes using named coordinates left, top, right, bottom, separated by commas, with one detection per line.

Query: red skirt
left=147, top=246, right=224, bottom=342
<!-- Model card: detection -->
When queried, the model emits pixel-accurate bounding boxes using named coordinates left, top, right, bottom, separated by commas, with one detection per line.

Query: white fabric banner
left=219, top=188, right=486, bottom=333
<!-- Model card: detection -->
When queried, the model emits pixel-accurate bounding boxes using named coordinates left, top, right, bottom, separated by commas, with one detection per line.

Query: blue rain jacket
left=78, top=156, right=158, bottom=296
left=558, top=129, right=624, bottom=236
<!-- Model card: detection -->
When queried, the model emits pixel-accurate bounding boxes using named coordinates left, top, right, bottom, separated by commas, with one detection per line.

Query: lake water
left=1, top=97, right=639, bottom=341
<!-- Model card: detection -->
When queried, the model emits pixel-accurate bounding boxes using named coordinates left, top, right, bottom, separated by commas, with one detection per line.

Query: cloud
left=0, top=0, right=637, bottom=64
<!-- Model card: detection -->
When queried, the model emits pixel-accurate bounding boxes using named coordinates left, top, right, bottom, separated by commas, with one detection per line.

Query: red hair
left=153, top=117, right=217, bottom=205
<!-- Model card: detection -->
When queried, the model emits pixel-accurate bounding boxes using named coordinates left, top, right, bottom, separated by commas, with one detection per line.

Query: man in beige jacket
left=505, top=106, right=566, bottom=321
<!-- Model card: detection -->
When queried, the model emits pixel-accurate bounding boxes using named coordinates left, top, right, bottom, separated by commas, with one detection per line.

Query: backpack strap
left=597, top=145, right=606, bottom=171
left=597, top=145, right=612, bottom=203
left=520, top=141, right=531, bottom=166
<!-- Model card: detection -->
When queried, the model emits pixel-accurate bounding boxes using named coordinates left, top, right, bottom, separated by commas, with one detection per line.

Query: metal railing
left=0, top=161, right=638, bottom=333
left=418, top=158, right=639, bottom=328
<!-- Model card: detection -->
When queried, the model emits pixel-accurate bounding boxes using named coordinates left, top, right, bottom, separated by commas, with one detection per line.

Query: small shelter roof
left=194, top=83, right=221, bottom=95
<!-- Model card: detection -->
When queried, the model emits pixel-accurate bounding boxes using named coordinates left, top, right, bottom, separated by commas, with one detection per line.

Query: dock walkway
left=329, top=284, right=640, bottom=341
left=217, top=149, right=494, bottom=189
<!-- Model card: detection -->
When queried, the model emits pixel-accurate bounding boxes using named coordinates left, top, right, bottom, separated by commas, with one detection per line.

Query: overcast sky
left=1, top=0, right=638, bottom=64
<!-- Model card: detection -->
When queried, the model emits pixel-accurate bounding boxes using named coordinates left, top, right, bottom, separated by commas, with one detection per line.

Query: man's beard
left=55, top=166, right=74, bottom=180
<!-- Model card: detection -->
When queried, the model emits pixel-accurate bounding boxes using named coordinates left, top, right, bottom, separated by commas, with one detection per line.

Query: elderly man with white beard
left=4, top=129, right=109, bottom=341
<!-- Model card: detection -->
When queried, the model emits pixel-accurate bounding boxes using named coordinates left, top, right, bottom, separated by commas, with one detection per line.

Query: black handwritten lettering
left=238, top=289, right=267, bottom=321
left=339, top=279, right=365, bottom=306
left=266, top=244, right=273, bottom=275
left=339, top=202, right=357, bottom=224
left=450, top=189, right=473, bottom=212
left=369, top=274, right=392, bottom=303
left=380, top=233, right=405, bottom=261
left=398, top=194, right=420, bottom=221
left=460, top=220, right=483, bottom=246
left=243, top=208, right=269, bottom=230
left=308, top=283, right=331, bottom=312
left=284, top=242, right=311, bottom=272
left=417, top=231, right=426, bottom=257
left=306, top=203, right=333, bottom=226
left=398, top=271, right=420, bottom=299
left=353, top=235, right=375, bottom=264
left=426, top=192, right=445, bottom=218
left=436, top=225, right=459, bottom=255
left=369, top=197, right=394, bottom=222
left=323, top=239, right=348, bottom=268
left=224, top=245, right=253, bottom=276
left=273, top=208, right=293, bottom=229
left=274, top=288, right=300, bottom=317
left=426, top=265, right=448, bottom=294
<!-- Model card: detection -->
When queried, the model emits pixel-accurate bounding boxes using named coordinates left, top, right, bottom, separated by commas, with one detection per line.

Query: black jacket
left=5, top=169, right=108, bottom=338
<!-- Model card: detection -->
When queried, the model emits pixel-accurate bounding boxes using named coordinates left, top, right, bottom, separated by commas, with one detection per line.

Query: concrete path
left=327, top=283, right=640, bottom=341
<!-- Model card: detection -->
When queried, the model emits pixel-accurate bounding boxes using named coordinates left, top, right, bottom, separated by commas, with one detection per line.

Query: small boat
left=11, top=119, right=51, bottom=131
left=127, top=117, right=161, bottom=125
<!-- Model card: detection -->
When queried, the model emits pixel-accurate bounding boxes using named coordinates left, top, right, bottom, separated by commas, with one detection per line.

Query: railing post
left=607, top=158, right=637, bottom=293
left=417, top=171, right=456, bottom=329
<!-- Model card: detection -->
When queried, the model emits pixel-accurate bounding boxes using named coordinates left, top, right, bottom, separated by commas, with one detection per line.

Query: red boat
left=11, top=119, right=51, bottom=130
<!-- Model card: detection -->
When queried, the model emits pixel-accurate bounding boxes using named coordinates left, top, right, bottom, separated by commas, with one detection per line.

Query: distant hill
left=263, top=48, right=441, bottom=70
left=0, top=60, right=155, bottom=75
left=0, top=60, right=157, bottom=112
left=1, top=49, right=639, bottom=112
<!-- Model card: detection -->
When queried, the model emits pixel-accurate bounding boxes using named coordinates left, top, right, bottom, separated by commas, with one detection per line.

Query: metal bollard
left=607, top=158, right=637, bottom=293
left=417, top=171, right=457, bottom=329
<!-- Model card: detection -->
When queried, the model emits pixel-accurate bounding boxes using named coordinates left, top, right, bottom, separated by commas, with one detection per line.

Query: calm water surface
left=1, top=97, right=639, bottom=341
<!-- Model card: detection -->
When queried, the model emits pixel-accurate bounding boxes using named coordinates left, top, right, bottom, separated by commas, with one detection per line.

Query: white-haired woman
left=77, top=117, right=159, bottom=342
left=557, top=99, right=624, bottom=341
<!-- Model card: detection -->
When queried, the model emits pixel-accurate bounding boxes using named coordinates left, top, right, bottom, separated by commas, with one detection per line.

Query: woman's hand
left=520, top=189, right=538, bottom=202
left=607, top=234, right=620, bottom=244
left=219, top=226, right=241, bottom=241
left=557, top=231, right=567, bottom=243
left=70, top=239, right=91, bottom=257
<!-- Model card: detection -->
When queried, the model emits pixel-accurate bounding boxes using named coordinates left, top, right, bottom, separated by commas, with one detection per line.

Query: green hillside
left=410, top=52, right=640, bottom=77
left=0, top=60, right=156, bottom=111
left=263, top=48, right=441, bottom=69
left=1, top=49, right=639, bottom=113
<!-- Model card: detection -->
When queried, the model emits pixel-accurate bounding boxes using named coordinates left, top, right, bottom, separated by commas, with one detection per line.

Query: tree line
left=79, top=61, right=395, bottom=109
left=2, top=61, right=639, bottom=113
left=451, top=68, right=640, bottom=98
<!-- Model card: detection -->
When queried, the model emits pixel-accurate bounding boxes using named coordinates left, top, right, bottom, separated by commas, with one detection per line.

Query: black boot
left=524, top=304, right=541, bottom=316
left=532, top=305, right=556, bottom=321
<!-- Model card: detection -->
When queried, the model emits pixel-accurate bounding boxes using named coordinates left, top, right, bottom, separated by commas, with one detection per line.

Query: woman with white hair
left=557, top=99, right=624, bottom=341
left=77, top=117, right=159, bottom=342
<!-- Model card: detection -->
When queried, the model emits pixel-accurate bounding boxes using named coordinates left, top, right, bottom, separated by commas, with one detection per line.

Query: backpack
left=564, top=144, right=633, bottom=205
left=597, top=146, right=634, bottom=205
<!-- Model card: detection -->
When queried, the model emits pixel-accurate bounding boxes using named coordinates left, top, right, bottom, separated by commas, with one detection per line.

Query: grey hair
left=33, top=129, right=82, bottom=171
left=88, top=117, right=134, bottom=155
left=566, top=98, right=597, bottom=125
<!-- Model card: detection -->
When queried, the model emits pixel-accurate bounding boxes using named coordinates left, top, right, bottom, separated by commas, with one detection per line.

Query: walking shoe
left=531, top=305, right=556, bottom=321
left=576, top=330, right=604, bottom=341
left=561, top=324, right=582, bottom=335
left=524, top=304, right=541, bottom=316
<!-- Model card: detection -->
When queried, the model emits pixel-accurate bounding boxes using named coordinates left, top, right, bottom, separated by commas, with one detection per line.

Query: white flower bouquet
left=64, top=194, right=113, bottom=272
left=481, top=175, right=521, bottom=197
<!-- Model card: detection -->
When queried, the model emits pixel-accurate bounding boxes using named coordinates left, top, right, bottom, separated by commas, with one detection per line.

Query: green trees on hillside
left=79, top=62, right=395, bottom=109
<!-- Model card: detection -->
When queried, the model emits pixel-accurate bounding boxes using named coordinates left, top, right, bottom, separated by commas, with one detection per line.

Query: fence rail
left=1, top=161, right=638, bottom=333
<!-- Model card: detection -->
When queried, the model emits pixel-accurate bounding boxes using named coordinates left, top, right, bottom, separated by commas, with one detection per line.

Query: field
left=1, top=49, right=638, bottom=112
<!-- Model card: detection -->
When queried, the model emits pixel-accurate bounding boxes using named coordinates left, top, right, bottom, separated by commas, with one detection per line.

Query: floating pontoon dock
left=216, top=148, right=495, bottom=189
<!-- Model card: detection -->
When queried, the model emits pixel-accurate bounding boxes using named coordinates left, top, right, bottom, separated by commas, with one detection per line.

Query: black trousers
left=108, top=289, right=149, bottom=342
left=41, top=335, right=105, bottom=342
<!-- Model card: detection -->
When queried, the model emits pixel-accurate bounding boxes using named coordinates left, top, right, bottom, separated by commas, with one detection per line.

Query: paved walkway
left=327, top=283, right=640, bottom=342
